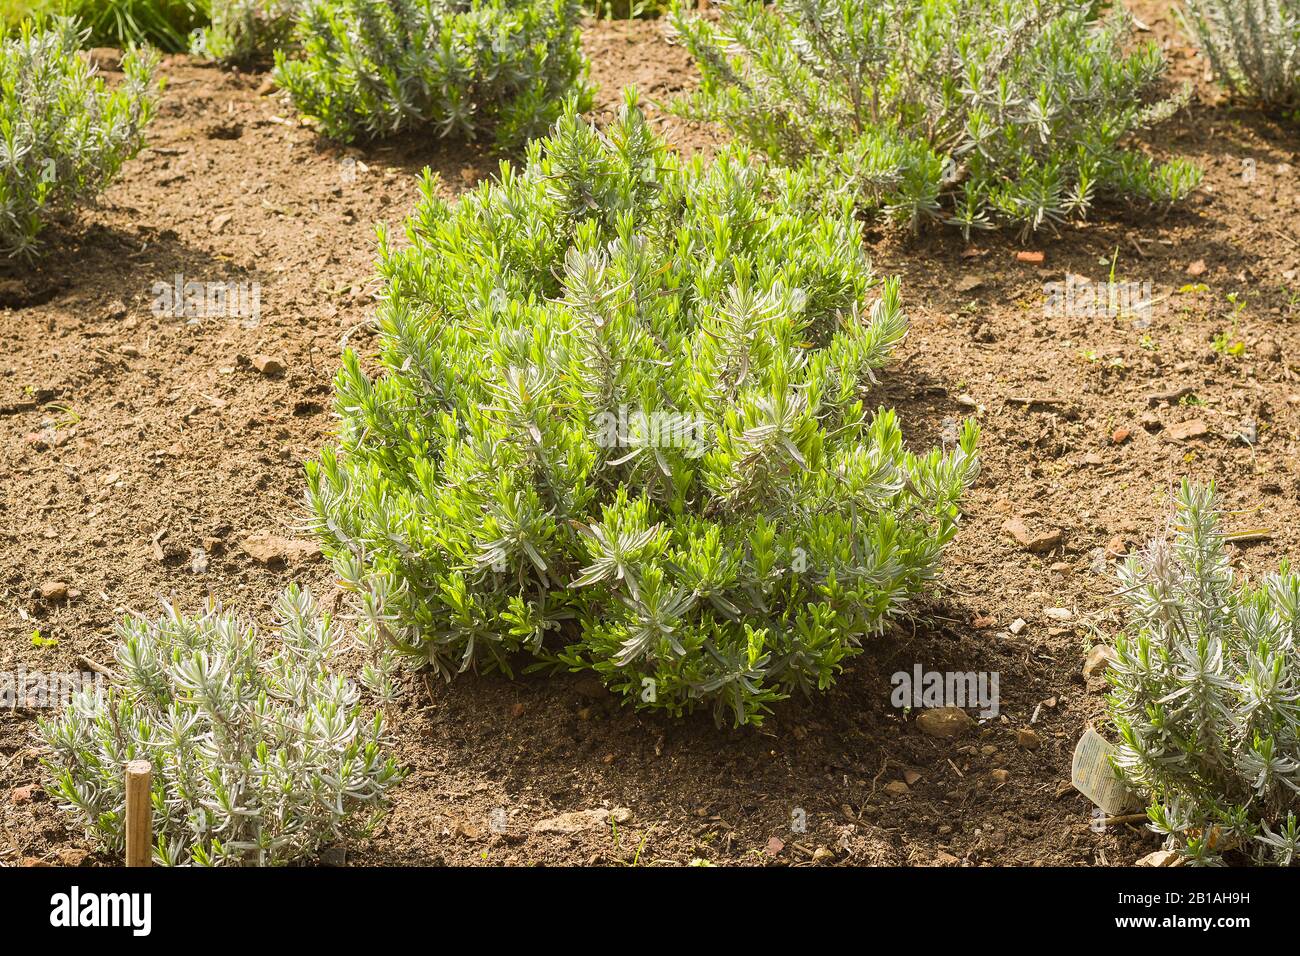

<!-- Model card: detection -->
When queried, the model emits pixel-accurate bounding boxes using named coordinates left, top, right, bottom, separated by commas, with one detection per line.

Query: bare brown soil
left=2, top=7, right=1299, bottom=867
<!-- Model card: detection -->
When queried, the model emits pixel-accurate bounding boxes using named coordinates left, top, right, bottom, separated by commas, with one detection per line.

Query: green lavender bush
left=587, top=0, right=667, bottom=18
left=1108, top=481, right=1300, bottom=866
left=273, top=0, right=590, bottom=148
left=16, top=0, right=210, bottom=51
left=39, top=586, right=402, bottom=866
left=668, top=0, right=1202, bottom=237
left=0, top=18, right=159, bottom=259
left=194, top=0, right=301, bottom=65
left=307, top=95, right=980, bottom=728
left=1, top=1, right=51, bottom=35
left=1183, top=0, right=1300, bottom=109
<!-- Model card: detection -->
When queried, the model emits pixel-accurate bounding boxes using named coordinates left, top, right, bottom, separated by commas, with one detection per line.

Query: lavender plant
left=1108, top=481, right=1300, bottom=866
left=1183, top=0, right=1300, bottom=109
left=273, top=0, right=590, bottom=148
left=0, top=18, right=159, bottom=259
left=39, top=586, right=402, bottom=866
left=39, top=0, right=209, bottom=52
left=195, top=0, right=302, bottom=65
left=668, top=0, right=1202, bottom=238
left=307, top=94, right=980, bottom=728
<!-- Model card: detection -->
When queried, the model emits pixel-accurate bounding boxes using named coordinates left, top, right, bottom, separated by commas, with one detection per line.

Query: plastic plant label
left=1071, top=728, right=1138, bottom=815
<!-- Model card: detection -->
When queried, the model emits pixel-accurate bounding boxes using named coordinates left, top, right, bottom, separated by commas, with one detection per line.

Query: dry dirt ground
left=2, top=6, right=1299, bottom=867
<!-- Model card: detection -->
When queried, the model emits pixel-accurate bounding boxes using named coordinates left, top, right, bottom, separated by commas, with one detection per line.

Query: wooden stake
left=124, top=760, right=152, bottom=868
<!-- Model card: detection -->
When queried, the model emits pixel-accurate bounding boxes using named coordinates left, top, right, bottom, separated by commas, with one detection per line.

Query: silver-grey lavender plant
left=194, top=0, right=303, bottom=66
left=669, top=0, right=1202, bottom=238
left=273, top=0, right=591, bottom=148
left=1183, top=0, right=1300, bottom=109
left=0, top=18, right=159, bottom=259
left=1108, top=481, right=1300, bottom=866
left=38, top=586, right=403, bottom=866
